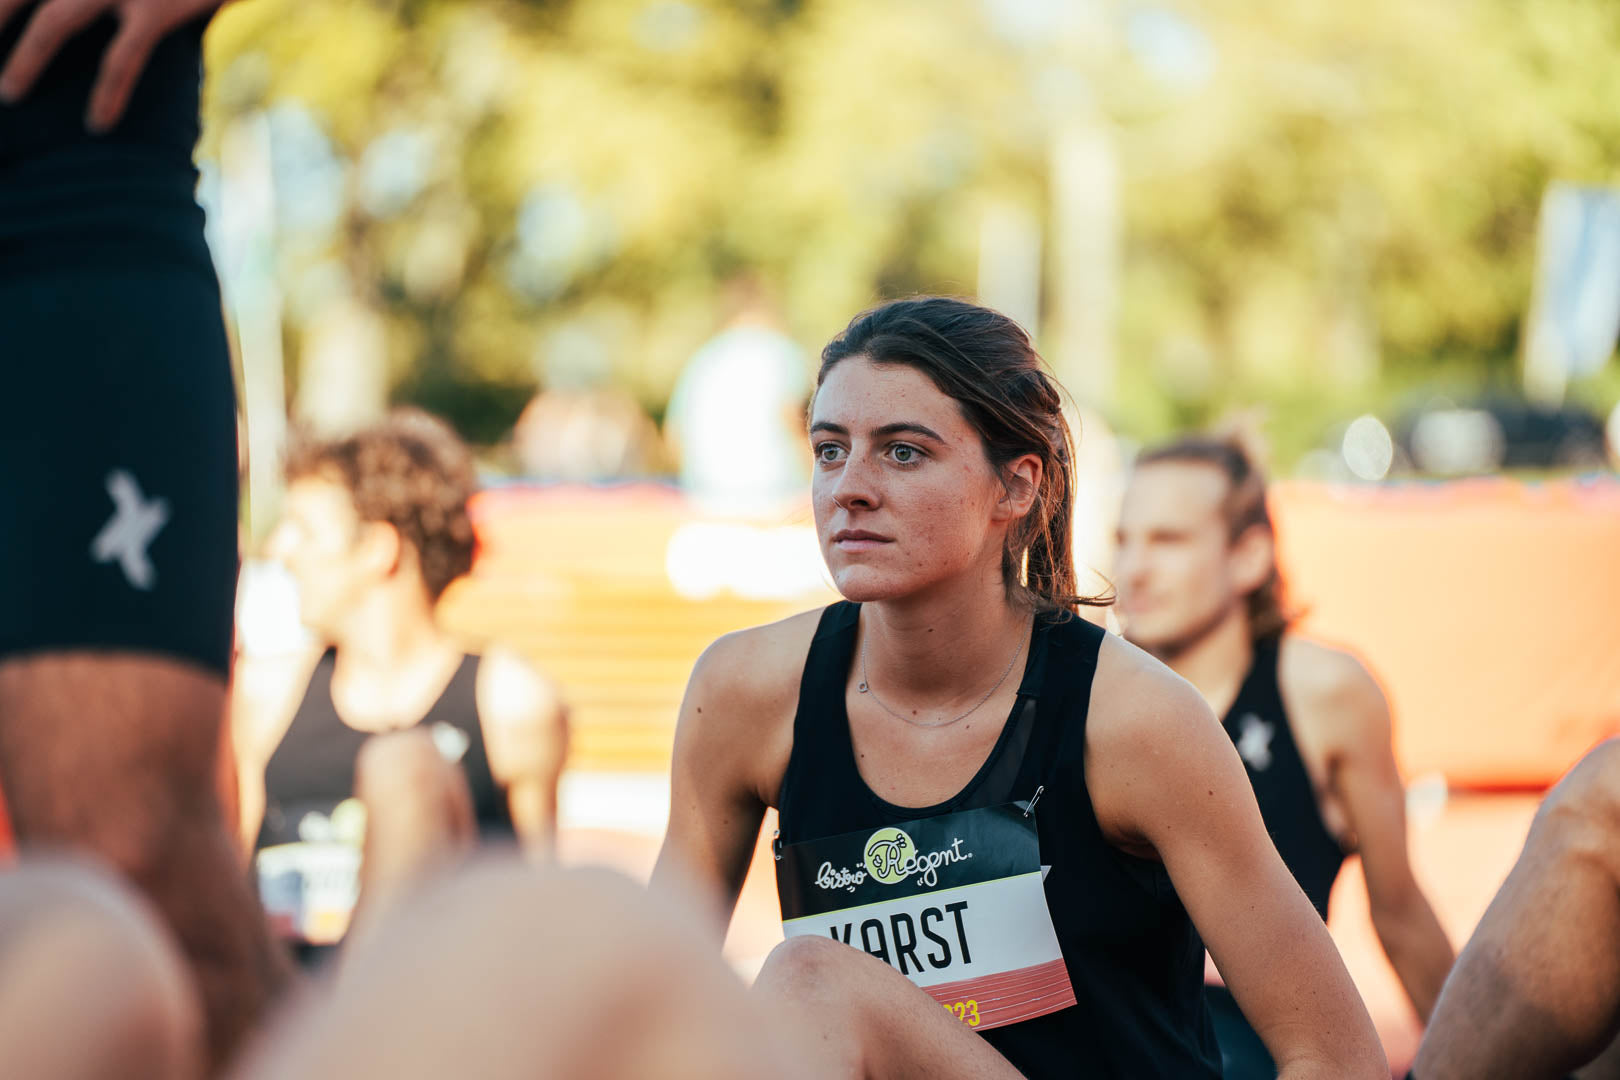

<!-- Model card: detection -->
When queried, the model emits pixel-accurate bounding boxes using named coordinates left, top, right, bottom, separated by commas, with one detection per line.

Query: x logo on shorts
left=90, top=470, right=170, bottom=591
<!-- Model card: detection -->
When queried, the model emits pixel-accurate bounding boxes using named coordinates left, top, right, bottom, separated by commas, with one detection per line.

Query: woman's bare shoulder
left=1086, top=633, right=1247, bottom=850
left=1090, top=632, right=1215, bottom=740
left=672, top=606, right=833, bottom=807
left=677, top=605, right=836, bottom=757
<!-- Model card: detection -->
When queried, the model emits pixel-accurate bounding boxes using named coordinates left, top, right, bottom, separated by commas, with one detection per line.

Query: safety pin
left=1023, top=785, right=1045, bottom=817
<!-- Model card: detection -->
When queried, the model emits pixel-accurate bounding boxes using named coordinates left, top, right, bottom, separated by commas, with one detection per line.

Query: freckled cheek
left=895, top=480, right=980, bottom=558
left=810, top=490, right=831, bottom=529
left=810, top=480, right=838, bottom=532
left=938, top=466, right=992, bottom=520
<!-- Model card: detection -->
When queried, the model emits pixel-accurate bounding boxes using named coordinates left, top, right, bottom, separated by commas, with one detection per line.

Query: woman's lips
left=832, top=529, right=892, bottom=550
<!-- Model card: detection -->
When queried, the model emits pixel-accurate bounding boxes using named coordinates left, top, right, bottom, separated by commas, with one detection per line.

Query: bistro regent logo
left=863, top=827, right=919, bottom=884
left=813, top=828, right=975, bottom=893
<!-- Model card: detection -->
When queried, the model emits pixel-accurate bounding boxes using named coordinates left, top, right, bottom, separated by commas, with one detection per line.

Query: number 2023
left=943, top=999, right=981, bottom=1027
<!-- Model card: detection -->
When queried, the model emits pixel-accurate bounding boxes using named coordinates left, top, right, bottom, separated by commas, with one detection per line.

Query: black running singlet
left=1221, top=634, right=1345, bottom=921
left=777, top=603, right=1221, bottom=1079
left=254, top=651, right=514, bottom=948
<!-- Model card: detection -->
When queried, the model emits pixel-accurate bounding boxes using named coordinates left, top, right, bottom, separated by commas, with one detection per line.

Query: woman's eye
left=890, top=444, right=920, bottom=464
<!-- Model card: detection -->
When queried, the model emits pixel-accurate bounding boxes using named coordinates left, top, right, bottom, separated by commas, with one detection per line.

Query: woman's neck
left=858, top=570, right=1033, bottom=705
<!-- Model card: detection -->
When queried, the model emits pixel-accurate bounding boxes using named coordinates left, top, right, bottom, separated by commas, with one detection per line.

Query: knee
left=756, top=935, right=887, bottom=1010
left=354, top=730, right=456, bottom=808
left=1, top=861, right=201, bottom=1076
left=1540, top=740, right=1620, bottom=851
left=345, top=861, right=692, bottom=1002
left=72, top=911, right=201, bottom=1079
left=418, top=863, right=664, bottom=958
left=759, top=934, right=849, bottom=984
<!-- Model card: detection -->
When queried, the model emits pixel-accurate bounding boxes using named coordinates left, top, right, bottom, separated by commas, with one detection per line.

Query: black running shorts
left=2, top=6, right=233, bottom=679
left=0, top=257, right=239, bottom=679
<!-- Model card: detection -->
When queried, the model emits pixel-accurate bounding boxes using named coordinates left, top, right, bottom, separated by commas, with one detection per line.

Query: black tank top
left=1221, top=634, right=1345, bottom=921
left=257, top=650, right=514, bottom=853
left=0, top=7, right=212, bottom=276
left=778, top=603, right=1221, bottom=1079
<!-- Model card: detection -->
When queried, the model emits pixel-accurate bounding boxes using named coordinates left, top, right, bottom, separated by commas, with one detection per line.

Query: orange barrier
left=0, top=479, right=1605, bottom=806
left=1272, top=478, right=1620, bottom=788
left=439, top=485, right=833, bottom=772
left=452, top=478, right=1620, bottom=788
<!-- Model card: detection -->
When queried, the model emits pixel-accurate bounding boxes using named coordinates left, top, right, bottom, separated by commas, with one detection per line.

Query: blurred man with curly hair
left=233, top=409, right=568, bottom=967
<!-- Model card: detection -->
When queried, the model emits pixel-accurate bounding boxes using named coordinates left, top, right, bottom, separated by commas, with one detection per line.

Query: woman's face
left=810, top=357, right=1022, bottom=604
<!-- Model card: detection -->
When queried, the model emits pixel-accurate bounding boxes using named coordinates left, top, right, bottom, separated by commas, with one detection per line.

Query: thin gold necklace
left=858, top=619, right=1029, bottom=729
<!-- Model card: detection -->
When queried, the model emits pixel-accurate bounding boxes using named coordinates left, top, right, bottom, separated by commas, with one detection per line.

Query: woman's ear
left=996, top=454, right=1044, bottom=521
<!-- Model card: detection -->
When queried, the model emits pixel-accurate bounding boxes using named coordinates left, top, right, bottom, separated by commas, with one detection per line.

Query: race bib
left=255, top=798, right=367, bottom=945
left=256, top=842, right=360, bottom=944
left=777, top=804, right=1076, bottom=1031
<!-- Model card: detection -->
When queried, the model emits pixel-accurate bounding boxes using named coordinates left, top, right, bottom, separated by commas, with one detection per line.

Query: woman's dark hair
left=1135, top=434, right=1291, bottom=640
left=285, top=408, right=479, bottom=602
left=819, top=296, right=1107, bottom=614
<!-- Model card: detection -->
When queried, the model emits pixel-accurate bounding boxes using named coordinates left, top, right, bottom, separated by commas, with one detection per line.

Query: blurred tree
left=1111, top=0, right=1620, bottom=457
left=200, top=0, right=1620, bottom=468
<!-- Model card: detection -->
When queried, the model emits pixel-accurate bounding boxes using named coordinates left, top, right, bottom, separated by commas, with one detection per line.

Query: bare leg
left=0, top=653, right=289, bottom=1072
left=1416, top=739, right=1620, bottom=1080
left=752, top=936, right=1025, bottom=1080
left=231, top=860, right=810, bottom=1080
left=0, top=859, right=202, bottom=1080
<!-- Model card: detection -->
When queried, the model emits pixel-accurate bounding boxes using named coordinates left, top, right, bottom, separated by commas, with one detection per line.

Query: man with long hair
left=1115, top=434, right=1455, bottom=1076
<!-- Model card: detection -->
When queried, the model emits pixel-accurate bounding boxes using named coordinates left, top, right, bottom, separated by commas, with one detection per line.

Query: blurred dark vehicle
left=1393, top=396, right=1609, bottom=475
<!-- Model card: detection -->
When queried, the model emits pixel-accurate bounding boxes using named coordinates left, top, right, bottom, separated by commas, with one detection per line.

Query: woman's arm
left=1089, top=640, right=1386, bottom=1079
left=651, top=614, right=809, bottom=939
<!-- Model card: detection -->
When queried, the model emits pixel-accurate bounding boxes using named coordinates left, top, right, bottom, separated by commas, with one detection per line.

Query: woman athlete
left=654, top=296, right=1386, bottom=1078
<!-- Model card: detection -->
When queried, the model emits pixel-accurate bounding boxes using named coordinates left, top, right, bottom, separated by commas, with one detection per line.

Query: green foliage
left=1112, top=0, right=1620, bottom=459
left=202, top=0, right=1620, bottom=466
